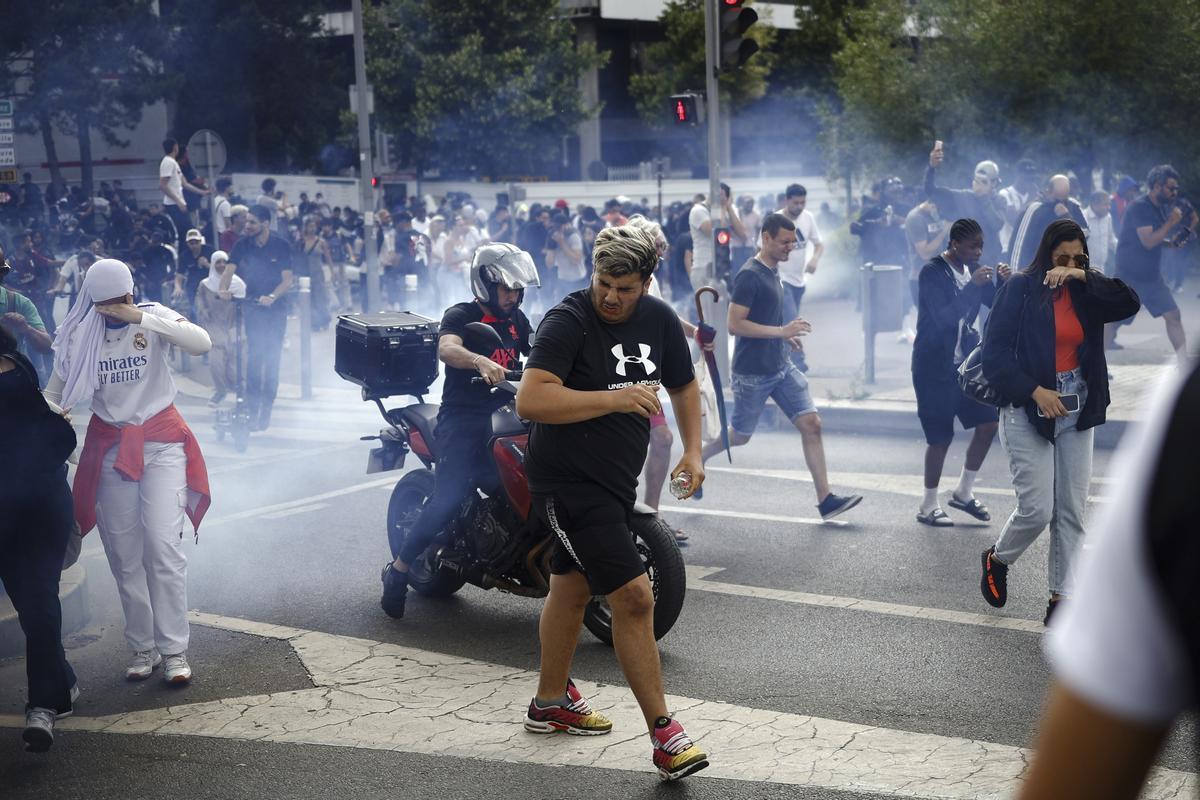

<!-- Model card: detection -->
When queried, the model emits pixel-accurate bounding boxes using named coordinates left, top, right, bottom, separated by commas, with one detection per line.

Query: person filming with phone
left=978, top=219, right=1139, bottom=625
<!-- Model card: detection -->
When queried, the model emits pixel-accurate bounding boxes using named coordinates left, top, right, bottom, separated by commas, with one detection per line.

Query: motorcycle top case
left=335, top=311, right=440, bottom=398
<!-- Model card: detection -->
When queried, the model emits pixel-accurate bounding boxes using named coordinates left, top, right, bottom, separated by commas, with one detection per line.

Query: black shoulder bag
left=957, top=280, right=1027, bottom=407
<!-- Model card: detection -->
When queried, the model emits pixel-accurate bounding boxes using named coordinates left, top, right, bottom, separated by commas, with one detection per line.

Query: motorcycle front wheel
left=582, top=513, right=687, bottom=646
left=386, top=469, right=466, bottom=598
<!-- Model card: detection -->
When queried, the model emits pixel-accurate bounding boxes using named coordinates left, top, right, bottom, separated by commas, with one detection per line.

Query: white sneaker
left=163, top=652, right=193, bottom=684
left=23, top=708, right=55, bottom=752
left=126, top=650, right=162, bottom=681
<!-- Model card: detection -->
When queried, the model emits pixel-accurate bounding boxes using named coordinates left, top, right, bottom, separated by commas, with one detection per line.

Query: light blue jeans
left=993, top=368, right=1092, bottom=596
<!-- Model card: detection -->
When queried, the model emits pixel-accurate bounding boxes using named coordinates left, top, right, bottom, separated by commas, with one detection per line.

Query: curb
left=0, top=565, right=89, bottom=659
left=755, top=399, right=1132, bottom=449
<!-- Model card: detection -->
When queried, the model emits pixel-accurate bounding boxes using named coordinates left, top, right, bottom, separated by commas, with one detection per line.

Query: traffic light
left=669, top=93, right=703, bottom=126
left=371, top=176, right=380, bottom=188
left=719, top=0, right=759, bottom=72
left=714, top=227, right=732, bottom=279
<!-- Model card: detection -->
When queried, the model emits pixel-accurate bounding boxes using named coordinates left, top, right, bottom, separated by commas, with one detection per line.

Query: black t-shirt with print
left=439, top=301, right=531, bottom=413
left=525, top=289, right=694, bottom=506
left=730, top=258, right=787, bottom=376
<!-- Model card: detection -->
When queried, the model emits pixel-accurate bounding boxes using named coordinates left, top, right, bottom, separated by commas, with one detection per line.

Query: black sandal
left=948, top=495, right=991, bottom=521
left=916, top=508, right=954, bottom=527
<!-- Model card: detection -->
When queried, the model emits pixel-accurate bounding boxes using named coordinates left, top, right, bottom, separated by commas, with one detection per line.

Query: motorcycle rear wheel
left=386, top=469, right=466, bottom=598
left=582, top=513, right=686, bottom=646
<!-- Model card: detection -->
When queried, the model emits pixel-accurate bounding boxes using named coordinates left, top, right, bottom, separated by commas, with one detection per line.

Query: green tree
left=366, top=0, right=607, bottom=178
left=0, top=1, right=174, bottom=195
left=826, top=0, right=1200, bottom=192
left=161, top=0, right=352, bottom=174
left=628, top=0, right=777, bottom=126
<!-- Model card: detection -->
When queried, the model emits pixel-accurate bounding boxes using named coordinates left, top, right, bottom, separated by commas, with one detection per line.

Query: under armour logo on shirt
left=611, top=343, right=656, bottom=377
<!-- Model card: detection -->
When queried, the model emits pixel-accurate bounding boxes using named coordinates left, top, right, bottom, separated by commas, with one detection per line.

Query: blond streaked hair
left=592, top=224, right=658, bottom=280
left=625, top=213, right=664, bottom=242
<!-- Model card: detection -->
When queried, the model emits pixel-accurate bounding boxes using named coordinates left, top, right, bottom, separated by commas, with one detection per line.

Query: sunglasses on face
left=1054, top=253, right=1089, bottom=269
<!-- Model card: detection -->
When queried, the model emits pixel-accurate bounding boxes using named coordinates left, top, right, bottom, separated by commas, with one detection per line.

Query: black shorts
left=915, top=374, right=999, bottom=445
left=532, top=489, right=646, bottom=597
left=1122, top=274, right=1177, bottom=319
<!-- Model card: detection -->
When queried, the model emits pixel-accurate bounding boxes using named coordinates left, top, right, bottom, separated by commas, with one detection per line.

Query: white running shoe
left=163, top=652, right=193, bottom=684
left=23, top=708, right=55, bottom=752
left=126, top=650, right=162, bottom=681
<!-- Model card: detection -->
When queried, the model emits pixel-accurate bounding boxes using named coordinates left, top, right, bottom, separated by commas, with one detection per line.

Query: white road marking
left=258, top=502, right=329, bottom=520
left=2, top=612, right=1191, bottom=798
left=667, top=506, right=848, bottom=528
left=705, top=467, right=1111, bottom=505
left=687, top=566, right=1044, bottom=634
left=202, top=476, right=398, bottom=527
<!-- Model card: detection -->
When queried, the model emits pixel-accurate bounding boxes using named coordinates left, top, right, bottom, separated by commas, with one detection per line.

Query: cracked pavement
left=4, top=610, right=1192, bottom=800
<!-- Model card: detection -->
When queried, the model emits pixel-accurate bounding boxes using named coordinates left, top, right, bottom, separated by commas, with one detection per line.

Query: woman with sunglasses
left=979, top=219, right=1140, bottom=624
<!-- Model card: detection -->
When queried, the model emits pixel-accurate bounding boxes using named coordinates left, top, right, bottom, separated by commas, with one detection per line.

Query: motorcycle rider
left=515, top=225, right=709, bottom=781
left=380, top=243, right=538, bottom=618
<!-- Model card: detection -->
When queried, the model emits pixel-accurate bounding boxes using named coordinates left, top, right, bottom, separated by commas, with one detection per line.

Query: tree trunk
left=37, top=108, right=65, bottom=189
left=76, top=109, right=94, bottom=198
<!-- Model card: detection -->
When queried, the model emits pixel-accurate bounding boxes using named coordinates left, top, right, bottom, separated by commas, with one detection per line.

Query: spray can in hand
left=669, top=471, right=694, bottom=500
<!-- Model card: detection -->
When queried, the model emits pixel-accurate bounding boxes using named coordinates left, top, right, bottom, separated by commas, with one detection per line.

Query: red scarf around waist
left=73, top=404, right=211, bottom=536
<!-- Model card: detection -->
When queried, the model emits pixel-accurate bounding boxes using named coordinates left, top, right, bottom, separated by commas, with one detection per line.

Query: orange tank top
left=1053, top=289, right=1084, bottom=371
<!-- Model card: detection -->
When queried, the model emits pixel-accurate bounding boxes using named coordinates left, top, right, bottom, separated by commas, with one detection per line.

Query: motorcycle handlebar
left=470, top=370, right=523, bottom=386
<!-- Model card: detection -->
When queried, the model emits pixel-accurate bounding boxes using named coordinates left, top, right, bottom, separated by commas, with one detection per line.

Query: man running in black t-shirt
left=700, top=212, right=862, bottom=521
left=515, top=225, right=709, bottom=781
left=379, top=243, right=537, bottom=619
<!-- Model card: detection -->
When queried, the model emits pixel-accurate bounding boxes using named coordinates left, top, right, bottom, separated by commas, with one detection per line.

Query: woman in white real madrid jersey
left=45, top=259, right=213, bottom=684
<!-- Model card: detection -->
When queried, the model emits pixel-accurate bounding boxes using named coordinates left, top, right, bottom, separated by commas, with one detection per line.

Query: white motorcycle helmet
left=470, top=243, right=540, bottom=312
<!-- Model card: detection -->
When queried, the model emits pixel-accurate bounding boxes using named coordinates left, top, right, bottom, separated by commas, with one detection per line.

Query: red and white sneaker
left=652, top=717, right=709, bottom=781
left=524, top=679, right=613, bottom=736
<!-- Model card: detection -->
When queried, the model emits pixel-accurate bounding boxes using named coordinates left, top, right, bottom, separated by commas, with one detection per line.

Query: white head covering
left=52, top=258, right=135, bottom=410
left=201, top=250, right=246, bottom=298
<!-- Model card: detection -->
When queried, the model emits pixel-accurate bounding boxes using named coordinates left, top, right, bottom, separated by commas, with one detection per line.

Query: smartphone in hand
left=1037, top=393, right=1080, bottom=417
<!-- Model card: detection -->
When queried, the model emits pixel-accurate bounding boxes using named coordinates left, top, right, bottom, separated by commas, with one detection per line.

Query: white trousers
left=96, top=442, right=190, bottom=654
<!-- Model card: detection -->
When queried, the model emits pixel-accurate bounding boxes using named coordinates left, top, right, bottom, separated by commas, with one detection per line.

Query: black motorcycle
left=359, top=323, right=686, bottom=644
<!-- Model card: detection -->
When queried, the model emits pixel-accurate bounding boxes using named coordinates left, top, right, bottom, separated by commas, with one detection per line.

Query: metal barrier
left=860, top=263, right=905, bottom=383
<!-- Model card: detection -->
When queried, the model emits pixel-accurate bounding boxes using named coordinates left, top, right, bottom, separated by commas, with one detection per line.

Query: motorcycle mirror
left=463, top=321, right=503, bottom=355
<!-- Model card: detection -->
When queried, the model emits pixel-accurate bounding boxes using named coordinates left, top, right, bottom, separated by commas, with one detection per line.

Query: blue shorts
left=730, top=363, right=817, bottom=436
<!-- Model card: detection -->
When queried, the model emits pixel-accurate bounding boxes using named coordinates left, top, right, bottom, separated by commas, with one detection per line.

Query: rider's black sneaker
left=381, top=564, right=408, bottom=618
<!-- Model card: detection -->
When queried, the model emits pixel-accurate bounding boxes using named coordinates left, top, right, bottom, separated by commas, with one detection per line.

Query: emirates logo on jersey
left=133, top=333, right=148, bottom=351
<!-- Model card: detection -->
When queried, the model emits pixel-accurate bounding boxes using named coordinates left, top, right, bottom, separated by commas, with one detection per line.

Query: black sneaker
left=817, top=493, right=862, bottom=521
left=380, top=564, right=408, bottom=618
left=980, top=547, right=1008, bottom=608
left=1044, top=597, right=1063, bottom=626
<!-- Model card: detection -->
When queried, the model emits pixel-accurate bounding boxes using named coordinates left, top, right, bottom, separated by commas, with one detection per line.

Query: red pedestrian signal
left=668, top=93, right=703, bottom=126
left=716, top=229, right=731, bottom=246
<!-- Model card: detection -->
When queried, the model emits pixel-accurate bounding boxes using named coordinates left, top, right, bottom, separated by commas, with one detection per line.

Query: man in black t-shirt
left=515, top=225, right=709, bottom=781
left=380, top=243, right=537, bottom=620
left=226, top=205, right=294, bottom=431
left=1109, top=164, right=1194, bottom=358
left=700, top=212, right=863, bottom=521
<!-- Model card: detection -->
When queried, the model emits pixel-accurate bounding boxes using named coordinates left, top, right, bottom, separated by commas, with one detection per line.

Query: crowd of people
left=3, top=136, right=1196, bottom=793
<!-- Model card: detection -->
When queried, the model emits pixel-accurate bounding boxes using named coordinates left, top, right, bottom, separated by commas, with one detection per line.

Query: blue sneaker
left=817, top=493, right=862, bottom=521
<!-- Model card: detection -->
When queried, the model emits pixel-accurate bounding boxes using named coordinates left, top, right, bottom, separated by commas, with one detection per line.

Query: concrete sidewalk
left=793, top=273, right=1199, bottom=448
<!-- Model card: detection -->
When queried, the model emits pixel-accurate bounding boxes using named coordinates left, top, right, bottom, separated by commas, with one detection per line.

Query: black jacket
left=981, top=271, right=1140, bottom=441
left=912, top=256, right=995, bottom=379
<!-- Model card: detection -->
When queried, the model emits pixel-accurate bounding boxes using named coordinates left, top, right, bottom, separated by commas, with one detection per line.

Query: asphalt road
left=1, top=377, right=1195, bottom=798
